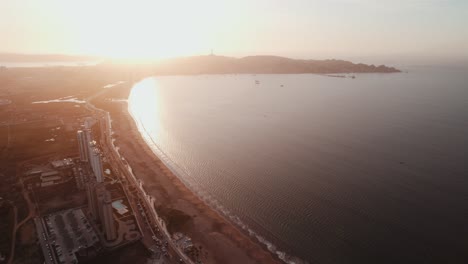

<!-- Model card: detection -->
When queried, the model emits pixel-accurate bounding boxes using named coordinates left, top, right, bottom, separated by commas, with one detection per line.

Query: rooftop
left=112, top=200, right=129, bottom=215
left=51, top=158, right=75, bottom=169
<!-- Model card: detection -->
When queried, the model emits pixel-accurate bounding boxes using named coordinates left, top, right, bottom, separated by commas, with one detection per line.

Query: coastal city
left=2, top=1, right=468, bottom=263
left=0, top=75, right=201, bottom=264
left=0, top=58, right=311, bottom=264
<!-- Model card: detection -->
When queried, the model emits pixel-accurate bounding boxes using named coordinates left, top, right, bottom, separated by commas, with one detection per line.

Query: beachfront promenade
left=84, top=91, right=194, bottom=264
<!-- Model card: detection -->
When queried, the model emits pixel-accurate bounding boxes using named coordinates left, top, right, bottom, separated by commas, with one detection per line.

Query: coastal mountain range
left=0, top=52, right=400, bottom=73
left=152, top=55, right=401, bottom=74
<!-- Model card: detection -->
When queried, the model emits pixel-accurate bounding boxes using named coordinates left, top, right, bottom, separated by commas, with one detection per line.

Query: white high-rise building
left=101, top=191, right=117, bottom=241
left=85, top=129, right=93, bottom=159
left=90, top=147, right=104, bottom=183
left=77, top=130, right=88, bottom=162
left=86, top=182, right=98, bottom=220
left=77, top=117, right=94, bottom=163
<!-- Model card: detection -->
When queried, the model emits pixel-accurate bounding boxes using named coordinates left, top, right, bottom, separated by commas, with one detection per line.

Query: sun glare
left=128, top=78, right=162, bottom=136
left=59, top=0, right=229, bottom=59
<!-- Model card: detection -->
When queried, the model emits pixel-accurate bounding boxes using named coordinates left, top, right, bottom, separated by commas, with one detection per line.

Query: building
left=25, top=169, right=42, bottom=177
left=111, top=200, right=129, bottom=215
left=40, top=171, right=59, bottom=178
left=96, top=190, right=116, bottom=241
left=38, top=171, right=62, bottom=187
left=51, top=158, right=74, bottom=169
left=86, top=182, right=99, bottom=221
left=99, top=113, right=112, bottom=146
left=78, top=117, right=97, bottom=163
left=102, top=191, right=117, bottom=241
left=77, top=130, right=89, bottom=162
left=89, top=146, right=103, bottom=183
left=73, top=167, right=85, bottom=190
left=78, top=117, right=104, bottom=182
left=87, top=184, right=116, bottom=241
left=85, top=129, right=93, bottom=157
left=40, top=175, right=61, bottom=182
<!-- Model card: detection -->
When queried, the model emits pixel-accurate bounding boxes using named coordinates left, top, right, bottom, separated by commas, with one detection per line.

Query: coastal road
left=104, top=143, right=194, bottom=264
left=85, top=87, right=195, bottom=264
left=103, top=141, right=187, bottom=263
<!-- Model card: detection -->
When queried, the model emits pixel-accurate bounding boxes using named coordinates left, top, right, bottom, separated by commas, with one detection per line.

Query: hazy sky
left=1, top=0, right=467, bottom=60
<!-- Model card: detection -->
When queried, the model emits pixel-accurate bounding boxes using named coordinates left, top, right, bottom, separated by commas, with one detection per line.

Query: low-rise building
left=51, top=158, right=74, bottom=169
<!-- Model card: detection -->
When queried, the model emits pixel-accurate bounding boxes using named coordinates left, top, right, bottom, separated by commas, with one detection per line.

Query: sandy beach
left=104, top=102, right=282, bottom=264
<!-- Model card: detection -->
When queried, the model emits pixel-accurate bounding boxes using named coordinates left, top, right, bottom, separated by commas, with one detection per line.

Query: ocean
left=128, top=65, right=468, bottom=263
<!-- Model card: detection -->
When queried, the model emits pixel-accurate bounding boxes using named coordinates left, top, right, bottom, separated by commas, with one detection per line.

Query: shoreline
left=105, top=99, right=285, bottom=263
left=126, top=98, right=304, bottom=263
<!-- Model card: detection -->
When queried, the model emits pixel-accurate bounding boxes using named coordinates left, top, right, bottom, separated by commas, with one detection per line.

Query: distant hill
left=0, top=53, right=99, bottom=62
left=0, top=52, right=400, bottom=73
left=151, top=55, right=400, bottom=74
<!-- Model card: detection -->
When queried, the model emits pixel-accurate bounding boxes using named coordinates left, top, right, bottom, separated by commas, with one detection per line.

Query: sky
left=1, top=0, right=467, bottom=61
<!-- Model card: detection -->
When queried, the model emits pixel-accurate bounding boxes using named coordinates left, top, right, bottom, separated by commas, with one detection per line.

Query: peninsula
left=148, top=55, right=400, bottom=74
left=1, top=53, right=400, bottom=74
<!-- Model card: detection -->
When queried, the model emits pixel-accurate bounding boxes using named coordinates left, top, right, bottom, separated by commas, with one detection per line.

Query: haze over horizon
left=1, top=0, right=468, bottom=64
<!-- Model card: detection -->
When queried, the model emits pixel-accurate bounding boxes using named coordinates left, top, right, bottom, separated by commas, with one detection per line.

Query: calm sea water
left=128, top=66, right=468, bottom=263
